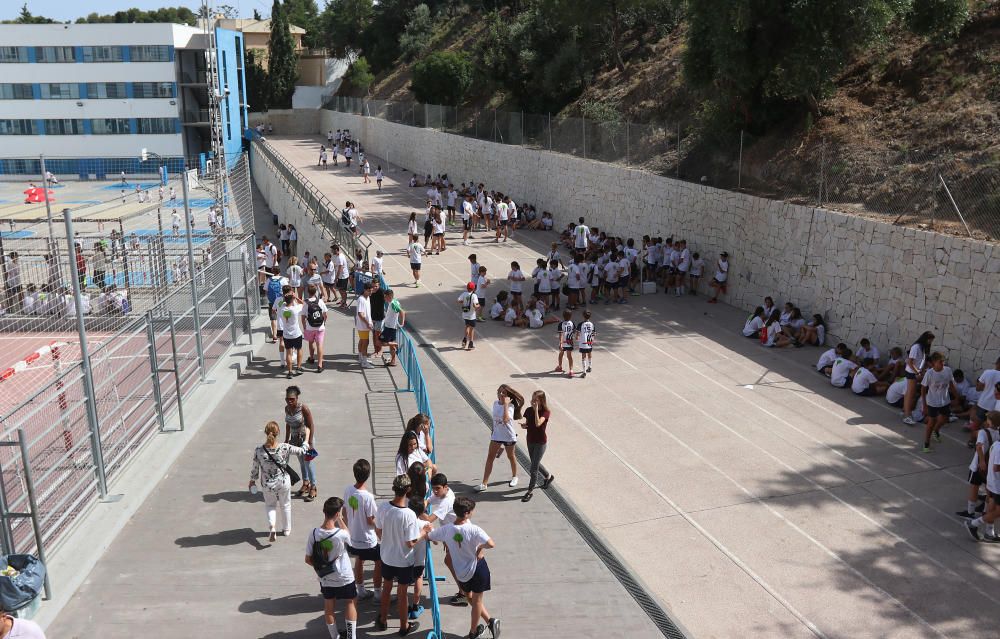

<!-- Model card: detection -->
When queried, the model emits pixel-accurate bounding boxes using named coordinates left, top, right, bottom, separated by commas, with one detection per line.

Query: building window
left=39, top=83, right=81, bottom=100
left=91, top=118, right=131, bottom=135
left=0, top=84, right=33, bottom=99
left=0, top=47, right=29, bottom=63
left=132, top=82, right=175, bottom=99
left=34, top=47, right=76, bottom=63
left=87, top=83, right=127, bottom=99
left=136, top=118, right=176, bottom=134
left=81, top=46, right=124, bottom=63
left=44, top=119, right=85, bottom=135
left=0, top=120, right=39, bottom=135
left=129, top=45, right=170, bottom=62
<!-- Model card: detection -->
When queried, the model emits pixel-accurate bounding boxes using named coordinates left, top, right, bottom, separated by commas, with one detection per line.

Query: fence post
left=17, top=427, right=51, bottom=600
left=548, top=113, right=552, bottom=150
left=626, top=121, right=630, bottom=167
left=242, top=255, right=255, bottom=342
left=0, top=459, right=15, bottom=556
left=167, top=310, right=186, bottom=431
left=145, top=311, right=166, bottom=432
left=63, top=208, right=108, bottom=499
left=39, top=154, right=59, bottom=264
left=818, top=138, right=826, bottom=206
left=938, top=174, right=975, bottom=238
left=738, top=129, right=745, bottom=190
left=224, top=261, right=239, bottom=347
left=181, top=168, right=206, bottom=381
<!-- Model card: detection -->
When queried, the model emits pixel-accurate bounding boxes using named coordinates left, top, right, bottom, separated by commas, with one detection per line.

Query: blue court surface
left=0, top=230, right=36, bottom=238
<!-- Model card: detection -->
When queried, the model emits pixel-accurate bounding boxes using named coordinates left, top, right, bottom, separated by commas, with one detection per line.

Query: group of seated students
left=742, top=296, right=827, bottom=348
left=410, top=173, right=553, bottom=231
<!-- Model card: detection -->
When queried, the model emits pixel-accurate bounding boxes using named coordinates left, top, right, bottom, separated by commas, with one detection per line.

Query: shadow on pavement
left=175, top=527, right=270, bottom=550
left=202, top=491, right=262, bottom=504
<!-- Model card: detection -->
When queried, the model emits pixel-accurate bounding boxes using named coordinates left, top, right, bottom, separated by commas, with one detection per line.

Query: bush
left=346, top=57, right=375, bottom=93
left=399, top=3, right=434, bottom=61
left=411, top=51, right=473, bottom=104
left=906, top=0, right=970, bottom=41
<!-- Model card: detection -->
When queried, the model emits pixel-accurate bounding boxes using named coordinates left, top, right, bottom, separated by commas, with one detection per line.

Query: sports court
left=262, top=135, right=1000, bottom=639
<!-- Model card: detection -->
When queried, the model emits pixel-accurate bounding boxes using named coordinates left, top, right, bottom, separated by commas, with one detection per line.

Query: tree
left=268, top=0, right=300, bottom=108
left=362, top=0, right=419, bottom=72
left=4, top=3, right=55, bottom=23
left=284, top=0, right=321, bottom=48
left=75, top=7, right=198, bottom=25
left=399, top=3, right=434, bottom=61
left=411, top=51, right=473, bottom=104
left=245, top=48, right=270, bottom=112
left=254, top=9, right=263, bottom=20
left=216, top=4, right=239, bottom=19
left=345, top=56, right=374, bottom=93
left=683, top=0, right=904, bottom=130
left=906, top=0, right=970, bottom=41
left=320, top=0, right=373, bottom=60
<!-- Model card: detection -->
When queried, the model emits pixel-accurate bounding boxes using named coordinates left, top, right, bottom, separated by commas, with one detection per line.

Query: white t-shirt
left=333, top=254, right=349, bottom=280
left=886, top=379, right=907, bottom=404
left=603, top=261, right=619, bottom=284
left=459, top=291, right=479, bottom=320
left=762, top=322, right=780, bottom=347
left=462, top=200, right=473, bottom=220
left=497, top=202, right=508, bottom=221
left=490, top=302, right=504, bottom=320
left=408, top=243, right=424, bottom=265
left=856, top=345, right=880, bottom=361
left=275, top=301, right=304, bottom=339
left=921, top=366, right=953, bottom=408
left=428, top=487, right=456, bottom=525
left=527, top=308, right=544, bottom=329
left=491, top=400, right=517, bottom=442
left=396, top=447, right=430, bottom=476
left=321, top=260, right=336, bottom=284
left=574, top=224, right=589, bottom=249
left=715, top=259, right=729, bottom=282
left=743, top=316, right=764, bottom=337
left=376, top=502, right=420, bottom=568
left=578, top=321, right=595, bottom=348
left=905, top=344, right=926, bottom=375
left=503, top=307, right=517, bottom=326
left=447, top=190, right=457, bottom=207
left=568, top=263, right=584, bottom=289
left=343, top=485, right=378, bottom=549
left=987, top=440, right=1000, bottom=494
left=969, top=427, right=999, bottom=473
left=976, top=369, right=1000, bottom=410
left=475, top=274, right=488, bottom=298
left=428, top=522, right=490, bottom=582
left=559, top=320, right=576, bottom=348
left=816, top=348, right=837, bottom=371
left=690, top=257, right=705, bottom=277
left=355, top=295, right=372, bottom=331
left=851, top=367, right=878, bottom=394
left=537, top=268, right=552, bottom=293
left=263, top=243, right=277, bottom=268
left=306, top=526, right=354, bottom=587
left=677, top=248, right=691, bottom=272
left=287, top=264, right=303, bottom=287
left=830, top=357, right=858, bottom=387
left=508, top=269, right=524, bottom=293
left=546, top=267, right=562, bottom=290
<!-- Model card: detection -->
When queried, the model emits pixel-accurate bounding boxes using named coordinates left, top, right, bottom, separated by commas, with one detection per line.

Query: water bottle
left=250, top=485, right=258, bottom=495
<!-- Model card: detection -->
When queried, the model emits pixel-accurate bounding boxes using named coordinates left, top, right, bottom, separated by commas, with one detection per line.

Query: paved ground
left=255, top=136, right=1000, bottom=639
left=47, top=179, right=663, bottom=638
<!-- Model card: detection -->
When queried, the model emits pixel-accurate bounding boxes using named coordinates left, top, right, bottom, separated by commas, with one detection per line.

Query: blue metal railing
left=382, top=275, right=443, bottom=639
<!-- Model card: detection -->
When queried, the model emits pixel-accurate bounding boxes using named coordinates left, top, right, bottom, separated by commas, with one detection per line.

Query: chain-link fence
left=0, top=152, right=259, bottom=582
left=324, top=96, right=1000, bottom=241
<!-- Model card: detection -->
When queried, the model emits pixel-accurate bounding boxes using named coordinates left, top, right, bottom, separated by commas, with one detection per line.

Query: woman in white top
left=406, top=212, right=419, bottom=246
left=287, top=256, right=304, bottom=296
left=903, top=331, right=935, bottom=425
left=743, top=307, right=765, bottom=338
left=287, top=224, right=298, bottom=258
left=249, top=421, right=306, bottom=542
left=476, top=385, right=524, bottom=492
left=395, top=430, right=435, bottom=476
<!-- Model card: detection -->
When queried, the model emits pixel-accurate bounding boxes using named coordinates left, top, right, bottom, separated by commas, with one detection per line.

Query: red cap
left=467, top=282, right=476, bottom=291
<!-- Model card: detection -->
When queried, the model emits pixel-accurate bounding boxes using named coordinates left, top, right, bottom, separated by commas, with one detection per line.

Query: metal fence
left=0, top=152, right=259, bottom=594
left=325, top=96, right=1000, bottom=241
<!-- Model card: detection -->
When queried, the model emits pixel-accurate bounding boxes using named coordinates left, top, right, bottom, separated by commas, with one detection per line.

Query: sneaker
left=554, top=367, right=564, bottom=373
left=358, top=588, right=374, bottom=601
left=450, top=592, right=469, bottom=606
left=542, top=474, right=555, bottom=489
left=922, top=445, right=931, bottom=453
left=339, top=631, right=347, bottom=639
left=902, top=416, right=916, bottom=425
left=488, top=617, right=501, bottom=639
left=374, top=619, right=388, bottom=632
left=468, top=623, right=486, bottom=639
left=469, top=341, right=475, bottom=350
left=933, top=432, right=942, bottom=443
left=966, top=522, right=981, bottom=541
left=408, top=605, right=425, bottom=620
left=462, top=338, right=467, bottom=347
left=568, top=371, right=573, bottom=378
left=983, top=533, right=1000, bottom=543
left=955, top=510, right=975, bottom=519
left=508, top=476, right=519, bottom=488
left=976, top=501, right=986, bottom=513
left=399, top=621, right=419, bottom=636
left=586, top=365, right=592, bottom=373
left=475, top=483, right=487, bottom=492
left=286, top=371, right=293, bottom=379
left=580, top=371, right=586, bottom=378
left=948, top=414, right=958, bottom=423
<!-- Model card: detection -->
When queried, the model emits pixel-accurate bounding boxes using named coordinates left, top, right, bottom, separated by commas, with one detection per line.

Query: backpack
left=310, top=528, right=338, bottom=578
left=266, top=277, right=282, bottom=305
left=341, top=208, right=352, bottom=227
left=306, top=297, right=324, bottom=327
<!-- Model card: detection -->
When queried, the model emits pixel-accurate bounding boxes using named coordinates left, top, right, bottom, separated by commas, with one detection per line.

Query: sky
left=4, top=1, right=272, bottom=23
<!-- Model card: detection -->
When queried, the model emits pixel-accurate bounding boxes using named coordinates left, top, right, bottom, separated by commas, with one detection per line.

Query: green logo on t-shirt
left=282, top=309, right=292, bottom=320
left=453, top=532, right=464, bottom=548
left=348, top=495, right=359, bottom=511
left=318, top=537, right=333, bottom=552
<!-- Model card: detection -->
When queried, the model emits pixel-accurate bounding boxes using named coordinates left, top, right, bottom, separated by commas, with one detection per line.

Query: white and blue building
left=0, top=23, right=248, bottom=177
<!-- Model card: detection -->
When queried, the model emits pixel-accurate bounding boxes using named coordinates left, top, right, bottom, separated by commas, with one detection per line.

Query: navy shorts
left=283, top=335, right=303, bottom=351
left=346, top=543, right=381, bottom=562
left=976, top=406, right=988, bottom=422
left=968, top=469, right=985, bottom=486
left=927, top=404, right=949, bottom=418
left=463, top=219, right=471, bottom=230
left=464, top=319, right=477, bottom=327
left=321, top=582, right=358, bottom=600
left=853, top=387, right=876, bottom=397
left=561, top=345, right=574, bottom=352
left=412, top=564, right=425, bottom=580
left=380, top=327, right=398, bottom=343
left=905, top=371, right=917, bottom=380
left=458, top=558, right=491, bottom=594
left=410, top=263, right=421, bottom=272
left=381, top=562, right=415, bottom=585
left=336, top=278, right=349, bottom=291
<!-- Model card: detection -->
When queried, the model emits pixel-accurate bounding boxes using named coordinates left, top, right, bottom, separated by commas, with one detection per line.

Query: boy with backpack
left=305, top=496, right=359, bottom=639
left=303, top=284, right=328, bottom=373
left=266, top=267, right=288, bottom=348
left=343, top=459, right=381, bottom=602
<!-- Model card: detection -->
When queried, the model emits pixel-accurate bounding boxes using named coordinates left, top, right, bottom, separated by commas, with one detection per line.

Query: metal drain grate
left=405, top=323, right=689, bottom=639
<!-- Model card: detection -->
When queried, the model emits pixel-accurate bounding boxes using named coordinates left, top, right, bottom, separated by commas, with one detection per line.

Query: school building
left=0, top=22, right=249, bottom=177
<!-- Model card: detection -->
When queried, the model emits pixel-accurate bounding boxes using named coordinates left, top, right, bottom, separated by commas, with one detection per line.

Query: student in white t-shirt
left=408, top=241, right=424, bottom=287
left=830, top=352, right=859, bottom=388
left=743, top=307, right=765, bottom=338
left=343, top=459, right=381, bottom=602
left=970, top=358, right=1000, bottom=446
left=851, top=358, right=888, bottom=396
left=423, top=497, right=499, bottom=639
left=573, top=218, right=590, bottom=252
left=475, top=267, right=490, bottom=321
left=957, top=411, right=998, bottom=519
left=305, top=497, right=359, bottom=639
left=855, top=338, right=880, bottom=363
left=507, top=261, right=525, bottom=308
left=920, top=352, right=957, bottom=452
left=458, top=283, right=480, bottom=350
left=395, top=431, right=434, bottom=477
left=708, top=252, right=729, bottom=303
left=903, top=331, right=935, bottom=425
left=355, top=283, right=375, bottom=369
left=966, top=422, right=1000, bottom=542
left=476, top=385, right=523, bottom=491
left=374, top=475, right=421, bottom=635
left=555, top=310, right=576, bottom=378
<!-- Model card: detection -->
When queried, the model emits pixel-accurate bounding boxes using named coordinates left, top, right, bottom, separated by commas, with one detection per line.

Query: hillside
left=338, top=2, right=1000, bottom=239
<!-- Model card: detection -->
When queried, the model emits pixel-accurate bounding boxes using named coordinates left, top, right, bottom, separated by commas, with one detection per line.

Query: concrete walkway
left=47, top=170, right=664, bottom=638
left=252, top=136, right=1000, bottom=639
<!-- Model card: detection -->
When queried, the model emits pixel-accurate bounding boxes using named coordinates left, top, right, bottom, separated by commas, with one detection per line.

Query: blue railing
left=384, top=276, right=443, bottom=639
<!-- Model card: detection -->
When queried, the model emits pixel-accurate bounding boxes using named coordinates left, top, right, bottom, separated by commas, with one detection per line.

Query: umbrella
left=23, top=187, right=54, bottom=203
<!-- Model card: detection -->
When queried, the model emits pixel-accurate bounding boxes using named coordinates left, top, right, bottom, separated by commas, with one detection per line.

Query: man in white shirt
left=574, top=217, right=590, bottom=252
left=274, top=288, right=304, bottom=378
left=458, top=283, right=480, bottom=350
left=332, top=245, right=350, bottom=308
left=375, top=475, right=421, bottom=635
left=262, top=237, right=278, bottom=272
left=355, top=283, right=375, bottom=369
left=461, top=196, right=474, bottom=245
